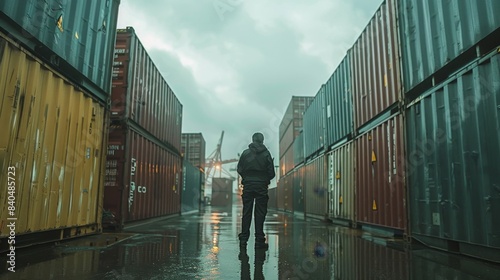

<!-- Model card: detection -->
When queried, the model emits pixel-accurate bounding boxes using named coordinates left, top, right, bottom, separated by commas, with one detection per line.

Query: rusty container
left=351, top=0, right=402, bottom=129
left=304, top=154, right=327, bottom=219
left=406, top=47, right=500, bottom=262
left=279, top=96, right=314, bottom=143
left=0, top=32, right=107, bottom=250
left=0, top=0, right=120, bottom=103
left=181, top=133, right=206, bottom=170
left=276, top=179, right=285, bottom=211
left=327, top=141, right=355, bottom=223
left=111, top=27, right=183, bottom=152
left=103, top=123, right=182, bottom=228
left=355, top=113, right=407, bottom=234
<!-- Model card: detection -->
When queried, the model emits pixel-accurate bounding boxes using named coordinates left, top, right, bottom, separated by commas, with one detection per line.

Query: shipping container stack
left=0, top=1, right=120, bottom=251
left=211, top=178, right=233, bottom=209
left=181, top=133, right=206, bottom=213
left=399, top=0, right=500, bottom=262
left=103, top=27, right=183, bottom=229
left=276, top=96, right=314, bottom=213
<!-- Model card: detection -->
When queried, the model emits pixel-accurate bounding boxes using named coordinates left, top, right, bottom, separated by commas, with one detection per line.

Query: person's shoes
left=254, top=242, right=268, bottom=250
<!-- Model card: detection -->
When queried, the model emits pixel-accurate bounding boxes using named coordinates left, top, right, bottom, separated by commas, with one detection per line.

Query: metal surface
left=104, top=124, right=181, bottom=227
left=325, top=53, right=353, bottom=148
left=304, top=154, right=327, bottom=218
left=303, top=85, right=327, bottom=158
left=276, top=173, right=293, bottom=212
left=293, top=131, right=305, bottom=166
left=292, top=166, right=305, bottom=214
left=327, top=141, right=355, bottom=222
left=268, top=187, right=277, bottom=209
left=182, top=160, right=202, bottom=213
left=112, top=27, right=183, bottom=152
left=355, top=113, right=407, bottom=233
left=181, top=133, right=206, bottom=170
left=399, top=0, right=500, bottom=94
left=351, top=0, right=401, bottom=129
left=279, top=144, right=294, bottom=177
left=279, top=96, right=314, bottom=142
left=406, top=48, right=500, bottom=262
left=211, top=178, right=233, bottom=208
left=276, top=178, right=285, bottom=211
left=0, top=0, right=120, bottom=103
left=0, top=33, right=107, bottom=247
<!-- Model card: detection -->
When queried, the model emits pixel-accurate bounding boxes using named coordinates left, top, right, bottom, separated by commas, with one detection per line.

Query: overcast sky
left=117, top=0, right=384, bottom=186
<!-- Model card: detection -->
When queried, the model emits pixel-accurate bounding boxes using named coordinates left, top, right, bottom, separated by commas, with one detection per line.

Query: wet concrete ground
left=2, top=203, right=500, bottom=280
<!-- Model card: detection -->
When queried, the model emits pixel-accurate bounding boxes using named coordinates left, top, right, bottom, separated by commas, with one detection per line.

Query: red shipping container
left=355, top=114, right=407, bottom=233
left=351, top=0, right=402, bottom=129
left=111, top=27, right=183, bottom=152
left=104, top=124, right=182, bottom=228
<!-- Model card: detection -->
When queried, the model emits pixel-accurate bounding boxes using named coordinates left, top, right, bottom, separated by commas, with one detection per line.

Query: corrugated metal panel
left=277, top=179, right=285, bottom=211
left=399, top=0, right=500, bottom=94
left=104, top=124, right=181, bottom=226
left=279, top=122, right=294, bottom=158
left=355, top=114, right=407, bottom=232
left=0, top=33, right=106, bottom=244
left=211, top=178, right=233, bottom=208
left=0, top=0, right=120, bottom=103
left=112, top=27, right=183, bottom=152
left=293, top=166, right=305, bottom=213
left=351, top=0, right=401, bottom=129
left=284, top=173, right=293, bottom=212
left=182, top=160, right=202, bottom=212
left=406, top=48, right=500, bottom=261
left=181, top=133, right=206, bottom=170
left=304, top=154, right=327, bottom=217
left=280, top=145, right=295, bottom=177
left=279, top=96, right=314, bottom=141
left=293, top=131, right=305, bottom=166
left=327, top=141, right=355, bottom=222
left=268, top=187, right=277, bottom=209
left=325, top=54, right=354, bottom=148
left=303, top=85, right=327, bottom=158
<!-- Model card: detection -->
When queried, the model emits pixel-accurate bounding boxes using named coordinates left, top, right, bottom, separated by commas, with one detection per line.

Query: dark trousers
left=239, top=184, right=269, bottom=243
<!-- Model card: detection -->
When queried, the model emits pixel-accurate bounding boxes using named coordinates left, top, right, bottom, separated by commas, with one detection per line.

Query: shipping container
left=279, top=145, right=295, bottom=177
left=293, top=131, right=305, bottom=166
left=182, top=160, right=202, bottom=213
left=0, top=0, right=120, bottom=103
left=355, top=114, right=407, bottom=234
left=304, top=154, right=327, bottom=218
left=0, top=33, right=107, bottom=250
left=292, top=166, right=305, bottom=214
left=211, top=178, right=233, bottom=208
left=325, top=54, right=354, bottom=148
left=303, top=85, right=327, bottom=158
left=279, top=96, right=314, bottom=142
left=276, top=173, right=293, bottom=212
left=327, top=142, right=355, bottom=223
left=351, top=0, right=402, bottom=129
left=181, top=133, right=206, bottom=170
left=399, top=0, right=500, bottom=97
left=406, top=48, right=500, bottom=262
left=111, top=27, right=183, bottom=152
left=103, top=123, right=181, bottom=228
left=268, top=187, right=277, bottom=209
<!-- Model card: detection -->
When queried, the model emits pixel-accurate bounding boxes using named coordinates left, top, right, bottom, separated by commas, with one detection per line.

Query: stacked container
left=181, top=133, right=206, bottom=208
left=182, top=160, right=202, bottom=213
left=279, top=96, right=313, bottom=176
left=0, top=0, right=120, bottom=251
left=103, top=27, right=183, bottom=228
left=303, top=85, right=327, bottom=159
left=211, top=178, right=233, bottom=208
left=398, top=0, right=500, bottom=262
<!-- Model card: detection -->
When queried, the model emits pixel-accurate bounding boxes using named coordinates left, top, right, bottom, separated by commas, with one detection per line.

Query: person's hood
left=248, top=142, right=267, bottom=154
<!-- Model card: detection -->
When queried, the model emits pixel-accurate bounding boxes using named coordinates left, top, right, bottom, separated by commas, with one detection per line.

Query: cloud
left=117, top=0, right=384, bottom=185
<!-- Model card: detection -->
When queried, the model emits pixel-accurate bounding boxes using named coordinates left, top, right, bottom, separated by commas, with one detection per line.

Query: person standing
left=237, top=132, right=275, bottom=250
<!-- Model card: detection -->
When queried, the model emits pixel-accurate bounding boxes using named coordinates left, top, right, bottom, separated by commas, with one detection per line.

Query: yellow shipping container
left=0, top=32, right=108, bottom=249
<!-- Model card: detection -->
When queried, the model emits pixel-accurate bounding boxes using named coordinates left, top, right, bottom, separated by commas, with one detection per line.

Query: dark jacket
left=237, top=142, right=275, bottom=186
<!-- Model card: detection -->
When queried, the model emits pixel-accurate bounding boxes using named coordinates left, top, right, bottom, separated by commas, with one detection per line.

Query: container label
left=129, top=158, right=137, bottom=211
